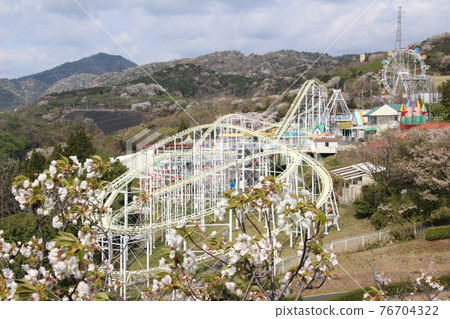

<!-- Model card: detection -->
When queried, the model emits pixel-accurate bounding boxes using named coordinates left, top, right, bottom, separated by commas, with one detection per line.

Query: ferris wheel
left=380, top=47, right=431, bottom=98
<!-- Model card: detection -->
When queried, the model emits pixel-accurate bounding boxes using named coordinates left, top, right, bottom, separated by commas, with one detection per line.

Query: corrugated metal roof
left=330, top=162, right=385, bottom=180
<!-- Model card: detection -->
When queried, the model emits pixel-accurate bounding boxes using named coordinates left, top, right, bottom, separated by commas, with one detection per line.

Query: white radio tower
left=395, top=6, right=402, bottom=50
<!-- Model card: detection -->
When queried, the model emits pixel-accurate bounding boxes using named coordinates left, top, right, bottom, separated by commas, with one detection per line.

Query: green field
left=431, top=75, right=450, bottom=87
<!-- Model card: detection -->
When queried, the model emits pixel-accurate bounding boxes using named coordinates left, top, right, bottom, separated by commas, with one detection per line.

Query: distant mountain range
left=0, top=53, right=136, bottom=110
left=1, top=32, right=448, bottom=111
left=0, top=50, right=364, bottom=111
left=89, top=50, right=342, bottom=88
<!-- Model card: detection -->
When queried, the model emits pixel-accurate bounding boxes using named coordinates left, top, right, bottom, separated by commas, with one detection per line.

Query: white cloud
left=0, top=48, right=55, bottom=78
left=0, top=0, right=448, bottom=78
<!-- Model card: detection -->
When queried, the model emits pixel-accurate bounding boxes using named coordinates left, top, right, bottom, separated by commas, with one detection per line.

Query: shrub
left=326, top=287, right=368, bottom=301
left=325, top=157, right=341, bottom=168
left=390, top=229, right=415, bottom=242
left=353, top=184, right=385, bottom=218
left=384, top=280, right=414, bottom=296
left=370, top=210, right=388, bottom=229
left=439, top=275, right=450, bottom=287
left=425, top=225, right=450, bottom=241
left=0, top=212, right=55, bottom=243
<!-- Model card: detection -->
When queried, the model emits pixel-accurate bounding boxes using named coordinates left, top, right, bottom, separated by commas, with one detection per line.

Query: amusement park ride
left=380, top=47, right=431, bottom=100
left=379, top=6, right=432, bottom=129
left=99, top=79, right=348, bottom=298
left=379, top=6, right=433, bottom=102
left=97, top=7, right=432, bottom=298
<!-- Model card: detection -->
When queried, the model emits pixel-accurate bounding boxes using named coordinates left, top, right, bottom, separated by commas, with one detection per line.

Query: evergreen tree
left=26, top=150, right=47, bottom=179
left=63, top=128, right=96, bottom=162
left=48, top=144, right=64, bottom=162
left=102, top=160, right=128, bottom=182
left=0, top=159, right=21, bottom=219
left=431, top=80, right=450, bottom=121
left=440, top=80, right=450, bottom=109
left=178, top=119, right=189, bottom=132
left=0, top=131, right=26, bottom=161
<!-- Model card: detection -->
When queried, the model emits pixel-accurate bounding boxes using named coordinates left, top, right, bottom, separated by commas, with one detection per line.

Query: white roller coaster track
left=102, top=79, right=340, bottom=294
left=275, top=79, right=328, bottom=140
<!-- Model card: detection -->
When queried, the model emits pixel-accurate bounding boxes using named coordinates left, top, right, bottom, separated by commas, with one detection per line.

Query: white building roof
left=330, top=162, right=385, bottom=181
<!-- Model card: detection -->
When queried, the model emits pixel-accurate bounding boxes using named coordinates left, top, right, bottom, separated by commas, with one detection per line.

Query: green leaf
left=94, top=292, right=109, bottom=301
left=13, top=175, right=28, bottom=185
left=77, top=249, right=85, bottom=261
left=156, top=272, right=172, bottom=280
left=56, top=240, right=75, bottom=247
left=253, top=188, right=265, bottom=199
left=90, top=155, right=103, bottom=163
left=317, top=211, right=326, bottom=225
left=54, top=232, right=79, bottom=248
left=265, top=176, right=275, bottom=183
left=59, top=155, right=69, bottom=165
left=310, top=241, right=322, bottom=254
left=15, top=280, right=38, bottom=300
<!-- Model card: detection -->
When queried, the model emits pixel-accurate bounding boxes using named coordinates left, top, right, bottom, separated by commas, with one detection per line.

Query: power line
left=266, top=0, right=381, bottom=110
left=71, top=0, right=200, bottom=126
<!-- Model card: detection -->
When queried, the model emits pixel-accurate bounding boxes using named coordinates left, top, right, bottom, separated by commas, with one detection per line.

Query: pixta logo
left=126, top=129, right=161, bottom=154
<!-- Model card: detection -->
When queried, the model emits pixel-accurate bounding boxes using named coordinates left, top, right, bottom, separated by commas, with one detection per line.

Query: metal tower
left=395, top=6, right=402, bottom=50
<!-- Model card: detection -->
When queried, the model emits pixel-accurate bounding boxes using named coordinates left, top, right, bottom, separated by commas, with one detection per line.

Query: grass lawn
left=323, top=204, right=376, bottom=243
left=122, top=191, right=448, bottom=301
left=122, top=200, right=449, bottom=301
left=125, top=203, right=374, bottom=271
left=303, top=237, right=450, bottom=297
left=431, top=75, right=450, bottom=87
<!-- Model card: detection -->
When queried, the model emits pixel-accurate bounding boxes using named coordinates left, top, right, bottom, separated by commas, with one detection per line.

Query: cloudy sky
left=1, top=0, right=448, bottom=79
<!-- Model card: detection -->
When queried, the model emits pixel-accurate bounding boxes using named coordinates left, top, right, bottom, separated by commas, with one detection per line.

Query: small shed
left=312, top=137, right=338, bottom=154
left=330, top=162, right=385, bottom=204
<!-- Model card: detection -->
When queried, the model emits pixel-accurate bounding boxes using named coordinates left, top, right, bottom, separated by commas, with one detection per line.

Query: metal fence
left=275, top=254, right=301, bottom=275
left=324, top=230, right=390, bottom=253
left=324, top=223, right=432, bottom=253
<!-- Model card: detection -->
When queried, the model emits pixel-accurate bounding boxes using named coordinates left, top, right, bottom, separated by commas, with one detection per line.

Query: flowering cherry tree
left=363, top=263, right=446, bottom=301
left=1, top=155, right=445, bottom=302
left=143, top=176, right=338, bottom=301
left=0, top=156, right=118, bottom=300
left=411, top=272, right=446, bottom=301
left=1, top=156, right=338, bottom=301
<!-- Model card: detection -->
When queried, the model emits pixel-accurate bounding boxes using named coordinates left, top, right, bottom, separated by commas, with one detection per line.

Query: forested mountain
left=0, top=53, right=136, bottom=110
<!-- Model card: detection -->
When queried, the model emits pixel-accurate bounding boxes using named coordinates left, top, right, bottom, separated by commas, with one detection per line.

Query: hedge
left=425, top=225, right=450, bottom=241
left=439, top=275, right=450, bottom=287
left=325, top=282, right=414, bottom=301
left=326, top=287, right=368, bottom=301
